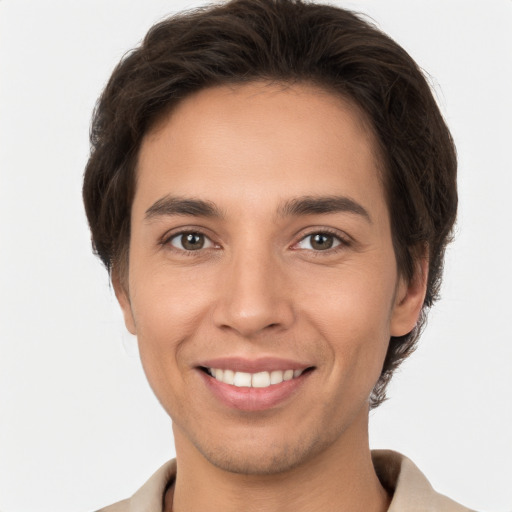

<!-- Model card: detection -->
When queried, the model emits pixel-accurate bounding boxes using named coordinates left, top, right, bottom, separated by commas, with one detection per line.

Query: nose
left=212, top=248, right=295, bottom=338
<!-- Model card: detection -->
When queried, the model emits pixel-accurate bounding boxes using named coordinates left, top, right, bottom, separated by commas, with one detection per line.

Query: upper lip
left=197, top=356, right=313, bottom=373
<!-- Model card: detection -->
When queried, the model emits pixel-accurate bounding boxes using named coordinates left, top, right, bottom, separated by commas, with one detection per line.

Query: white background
left=0, top=1, right=511, bottom=511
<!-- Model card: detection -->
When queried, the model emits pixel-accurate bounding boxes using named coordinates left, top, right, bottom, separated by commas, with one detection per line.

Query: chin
left=203, top=446, right=310, bottom=476
left=191, top=427, right=336, bottom=476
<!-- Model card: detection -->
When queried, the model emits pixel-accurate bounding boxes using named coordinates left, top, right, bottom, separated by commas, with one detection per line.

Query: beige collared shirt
left=97, top=450, right=475, bottom=512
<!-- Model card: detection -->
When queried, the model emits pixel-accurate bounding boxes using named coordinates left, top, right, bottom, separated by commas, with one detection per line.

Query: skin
left=115, top=82, right=427, bottom=512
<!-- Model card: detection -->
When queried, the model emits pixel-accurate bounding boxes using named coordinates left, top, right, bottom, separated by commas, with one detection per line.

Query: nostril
left=212, top=295, right=295, bottom=337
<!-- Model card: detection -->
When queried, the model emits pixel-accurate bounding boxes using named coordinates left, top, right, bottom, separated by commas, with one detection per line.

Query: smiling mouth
left=201, top=367, right=314, bottom=388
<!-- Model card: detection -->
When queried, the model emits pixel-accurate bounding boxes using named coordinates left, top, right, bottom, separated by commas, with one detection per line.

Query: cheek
left=130, top=257, right=214, bottom=330
left=128, top=263, right=215, bottom=383
left=299, top=259, right=396, bottom=327
left=295, top=262, right=396, bottom=372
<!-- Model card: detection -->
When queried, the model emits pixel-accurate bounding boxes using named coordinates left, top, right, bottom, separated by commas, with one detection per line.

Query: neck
left=168, top=407, right=390, bottom=512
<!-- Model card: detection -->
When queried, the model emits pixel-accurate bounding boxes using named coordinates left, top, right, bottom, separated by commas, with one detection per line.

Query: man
left=83, top=0, right=471, bottom=510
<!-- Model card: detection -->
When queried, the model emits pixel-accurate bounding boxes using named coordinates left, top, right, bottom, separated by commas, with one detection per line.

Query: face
left=116, top=82, right=425, bottom=475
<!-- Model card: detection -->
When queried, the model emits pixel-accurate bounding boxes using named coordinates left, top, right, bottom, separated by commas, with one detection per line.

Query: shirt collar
left=127, top=450, right=473, bottom=512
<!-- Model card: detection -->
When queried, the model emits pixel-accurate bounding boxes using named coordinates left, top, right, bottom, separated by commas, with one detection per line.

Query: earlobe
left=112, top=273, right=137, bottom=335
left=390, top=256, right=429, bottom=337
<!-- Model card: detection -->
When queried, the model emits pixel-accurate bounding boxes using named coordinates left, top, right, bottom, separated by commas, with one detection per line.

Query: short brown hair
left=83, top=0, right=457, bottom=408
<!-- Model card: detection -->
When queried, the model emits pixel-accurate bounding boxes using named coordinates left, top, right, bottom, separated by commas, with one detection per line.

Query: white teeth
left=283, top=369, right=294, bottom=381
left=233, top=371, right=252, bottom=387
left=252, top=371, right=271, bottom=388
left=207, top=367, right=306, bottom=388
left=270, top=370, right=284, bottom=384
left=223, top=369, right=235, bottom=385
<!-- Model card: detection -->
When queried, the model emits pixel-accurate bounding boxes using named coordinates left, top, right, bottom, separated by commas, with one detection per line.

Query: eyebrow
left=144, top=194, right=371, bottom=223
left=277, top=195, right=372, bottom=223
left=145, top=196, right=224, bottom=221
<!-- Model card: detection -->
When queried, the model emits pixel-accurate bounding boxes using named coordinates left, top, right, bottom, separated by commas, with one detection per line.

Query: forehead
left=135, top=82, right=386, bottom=220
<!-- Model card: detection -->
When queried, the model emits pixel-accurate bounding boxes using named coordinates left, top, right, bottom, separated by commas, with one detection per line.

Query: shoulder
left=96, top=453, right=475, bottom=512
left=372, top=450, right=476, bottom=512
left=94, top=459, right=176, bottom=512
left=95, top=498, right=130, bottom=512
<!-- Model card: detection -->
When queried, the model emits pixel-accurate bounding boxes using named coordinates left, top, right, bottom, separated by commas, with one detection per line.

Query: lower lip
left=198, top=370, right=311, bottom=411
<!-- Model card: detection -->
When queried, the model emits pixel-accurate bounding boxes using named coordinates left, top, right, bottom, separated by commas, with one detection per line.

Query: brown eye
left=310, top=233, right=334, bottom=250
left=296, top=232, right=342, bottom=251
left=169, top=232, right=213, bottom=251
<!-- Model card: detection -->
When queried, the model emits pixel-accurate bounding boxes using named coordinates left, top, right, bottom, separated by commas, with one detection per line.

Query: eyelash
left=292, top=228, right=351, bottom=255
left=161, top=229, right=218, bottom=256
left=161, top=228, right=351, bottom=255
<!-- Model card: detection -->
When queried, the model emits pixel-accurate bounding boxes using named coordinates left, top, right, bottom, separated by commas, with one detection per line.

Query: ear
left=112, top=272, right=137, bottom=335
left=390, top=254, right=429, bottom=337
